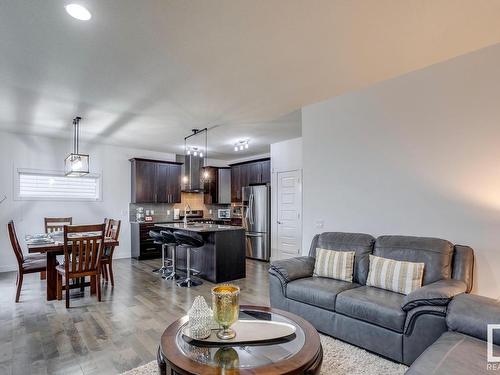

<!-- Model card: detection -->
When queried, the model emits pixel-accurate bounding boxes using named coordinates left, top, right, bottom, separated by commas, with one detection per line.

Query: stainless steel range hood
left=180, top=154, right=204, bottom=193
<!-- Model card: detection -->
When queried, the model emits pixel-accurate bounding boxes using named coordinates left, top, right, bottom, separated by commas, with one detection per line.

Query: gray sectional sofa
left=269, top=232, right=474, bottom=365
left=408, top=293, right=500, bottom=374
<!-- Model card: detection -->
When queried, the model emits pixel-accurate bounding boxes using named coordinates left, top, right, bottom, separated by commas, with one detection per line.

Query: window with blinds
left=17, top=170, right=101, bottom=201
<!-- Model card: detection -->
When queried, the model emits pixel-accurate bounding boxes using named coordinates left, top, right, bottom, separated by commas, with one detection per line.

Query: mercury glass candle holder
left=211, top=285, right=240, bottom=340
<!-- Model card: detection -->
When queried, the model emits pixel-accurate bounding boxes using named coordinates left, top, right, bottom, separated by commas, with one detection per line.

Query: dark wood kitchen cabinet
left=203, top=166, right=218, bottom=204
left=230, top=158, right=270, bottom=202
left=156, top=162, right=181, bottom=203
left=231, top=164, right=241, bottom=202
left=204, top=167, right=231, bottom=204
left=130, top=158, right=182, bottom=203
left=131, top=222, right=161, bottom=259
left=132, top=159, right=157, bottom=203
left=260, top=159, right=271, bottom=184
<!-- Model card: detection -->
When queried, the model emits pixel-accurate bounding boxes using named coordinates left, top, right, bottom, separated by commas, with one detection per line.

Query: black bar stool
left=173, top=231, right=204, bottom=287
left=160, top=230, right=179, bottom=280
left=149, top=230, right=178, bottom=278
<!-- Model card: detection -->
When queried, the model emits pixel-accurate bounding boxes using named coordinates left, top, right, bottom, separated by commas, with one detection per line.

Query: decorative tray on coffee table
left=182, top=319, right=296, bottom=346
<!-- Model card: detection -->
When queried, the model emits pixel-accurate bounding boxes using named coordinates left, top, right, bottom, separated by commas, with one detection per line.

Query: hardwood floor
left=0, top=258, right=271, bottom=375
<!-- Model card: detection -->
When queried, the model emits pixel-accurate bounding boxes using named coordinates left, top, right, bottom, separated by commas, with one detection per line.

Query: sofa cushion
left=286, top=276, right=360, bottom=311
left=309, top=232, right=375, bottom=285
left=336, top=285, right=407, bottom=332
left=366, top=254, right=424, bottom=295
left=313, top=249, right=355, bottom=282
left=407, top=331, right=496, bottom=375
left=374, top=235, right=453, bottom=285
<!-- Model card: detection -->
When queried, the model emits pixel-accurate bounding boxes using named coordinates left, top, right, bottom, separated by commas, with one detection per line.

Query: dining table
left=27, top=235, right=119, bottom=301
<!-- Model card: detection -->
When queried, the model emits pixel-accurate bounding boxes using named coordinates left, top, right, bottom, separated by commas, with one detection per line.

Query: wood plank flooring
left=0, top=258, right=270, bottom=375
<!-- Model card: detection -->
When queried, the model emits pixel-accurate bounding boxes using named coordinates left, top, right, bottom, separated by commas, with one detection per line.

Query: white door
left=277, top=170, right=302, bottom=258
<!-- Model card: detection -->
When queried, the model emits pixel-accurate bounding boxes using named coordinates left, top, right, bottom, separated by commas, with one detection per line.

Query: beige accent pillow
left=366, top=254, right=425, bottom=295
left=313, top=248, right=355, bottom=282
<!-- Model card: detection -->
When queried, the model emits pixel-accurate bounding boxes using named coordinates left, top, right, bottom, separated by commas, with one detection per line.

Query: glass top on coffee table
left=175, top=308, right=306, bottom=369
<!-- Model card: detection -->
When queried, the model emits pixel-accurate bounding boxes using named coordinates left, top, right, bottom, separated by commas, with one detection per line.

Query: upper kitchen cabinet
left=230, top=158, right=270, bottom=202
left=260, top=159, right=271, bottom=184
left=130, top=158, right=182, bottom=203
left=231, top=164, right=241, bottom=202
left=156, top=162, right=181, bottom=203
left=203, top=167, right=231, bottom=204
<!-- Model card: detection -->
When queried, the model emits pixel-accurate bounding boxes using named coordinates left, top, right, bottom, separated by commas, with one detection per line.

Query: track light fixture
left=234, top=140, right=249, bottom=152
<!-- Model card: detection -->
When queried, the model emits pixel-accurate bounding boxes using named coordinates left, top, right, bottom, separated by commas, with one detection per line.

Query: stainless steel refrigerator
left=242, top=184, right=270, bottom=261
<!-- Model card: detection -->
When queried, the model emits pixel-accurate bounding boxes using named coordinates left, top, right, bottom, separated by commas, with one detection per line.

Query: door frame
left=272, top=168, right=303, bottom=261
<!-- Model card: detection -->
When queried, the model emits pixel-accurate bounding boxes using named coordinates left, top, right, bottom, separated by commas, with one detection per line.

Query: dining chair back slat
left=63, top=224, right=105, bottom=276
left=45, top=217, right=73, bottom=233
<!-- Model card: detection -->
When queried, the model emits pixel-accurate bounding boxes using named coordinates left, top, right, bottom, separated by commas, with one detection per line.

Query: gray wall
left=302, top=43, right=500, bottom=298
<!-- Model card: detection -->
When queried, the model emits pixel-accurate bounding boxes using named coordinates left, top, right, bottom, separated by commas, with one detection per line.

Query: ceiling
left=1, top=1, right=500, bottom=159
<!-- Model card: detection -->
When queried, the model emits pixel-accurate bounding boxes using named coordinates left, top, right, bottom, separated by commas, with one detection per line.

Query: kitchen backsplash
left=129, top=192, right=230, bottom=222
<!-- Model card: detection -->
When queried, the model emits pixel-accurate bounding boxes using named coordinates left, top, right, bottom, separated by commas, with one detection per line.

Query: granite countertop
left=154, top=223, right=244, bottom=233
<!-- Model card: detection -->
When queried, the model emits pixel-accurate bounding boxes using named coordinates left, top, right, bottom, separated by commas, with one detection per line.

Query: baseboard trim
left=0, top=264, right=17, bottom=273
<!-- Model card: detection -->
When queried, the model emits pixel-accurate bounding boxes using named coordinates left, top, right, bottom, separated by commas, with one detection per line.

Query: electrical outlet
left=151, top=210, right=155, bottom=215
left=167, top=210, right=171, bottom=215
left=209, top=209, right=213, bottom=215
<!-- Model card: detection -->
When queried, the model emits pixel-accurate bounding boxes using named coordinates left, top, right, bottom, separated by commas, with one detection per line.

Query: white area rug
left=121, top=334, right=408, bottom=375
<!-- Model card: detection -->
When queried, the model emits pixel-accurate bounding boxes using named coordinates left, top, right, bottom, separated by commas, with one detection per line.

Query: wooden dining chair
left=44, top=217, right=73, bottom=233
left=101, top=219, right=121, bottom=287
left=8, top=220, right=54, bottom=302
left=56, top=223, right=105, bottom=308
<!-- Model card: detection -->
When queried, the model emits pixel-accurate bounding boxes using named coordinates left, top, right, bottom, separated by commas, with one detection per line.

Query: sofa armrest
left=401, top=279, right=467, bottom=312
left=269, top=256, right=315, bottom=285
left=447, top=294, right=500, bottom=344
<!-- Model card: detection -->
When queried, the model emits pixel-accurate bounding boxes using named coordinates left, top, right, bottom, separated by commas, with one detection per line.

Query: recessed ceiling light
left=65, top=4, right=92, bottom=21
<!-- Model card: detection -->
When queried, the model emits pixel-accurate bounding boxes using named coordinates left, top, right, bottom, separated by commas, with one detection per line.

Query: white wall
left=271, top=137, right=302, bottom=260
left=302, top=43, right=500, bottom=298
left=0, top=130, right=175, bottom=272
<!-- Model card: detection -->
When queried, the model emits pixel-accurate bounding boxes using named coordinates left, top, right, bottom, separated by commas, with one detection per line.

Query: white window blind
left=17, top=170, right=101, bottom=201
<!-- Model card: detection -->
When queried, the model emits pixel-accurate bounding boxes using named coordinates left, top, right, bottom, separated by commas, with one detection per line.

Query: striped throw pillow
left=313, top=248, right=356, bottom=282
left=366, top=254, right=425, bottom=295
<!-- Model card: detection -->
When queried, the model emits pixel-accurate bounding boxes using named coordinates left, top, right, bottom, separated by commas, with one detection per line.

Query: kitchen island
left=154, top=223, right=246, bottom=283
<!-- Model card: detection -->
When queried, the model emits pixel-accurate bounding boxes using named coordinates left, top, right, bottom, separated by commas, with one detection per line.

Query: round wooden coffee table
left=157, top=305, right=323, bottom=375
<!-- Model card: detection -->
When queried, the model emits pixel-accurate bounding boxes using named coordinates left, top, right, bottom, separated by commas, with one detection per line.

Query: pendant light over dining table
left=64, top=116, right=89, bottom=176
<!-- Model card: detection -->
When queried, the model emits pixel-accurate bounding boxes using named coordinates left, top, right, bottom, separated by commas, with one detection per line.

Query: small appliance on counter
left=218, top=209, right=231, bottom=219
